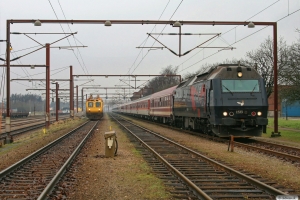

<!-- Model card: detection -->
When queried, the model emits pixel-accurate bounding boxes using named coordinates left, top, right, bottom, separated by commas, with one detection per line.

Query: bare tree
left=279, top=39, right=300, bottom=103
left=142, top=65, right=179, bottom=96
left=245, top=36, right=290, bottom=98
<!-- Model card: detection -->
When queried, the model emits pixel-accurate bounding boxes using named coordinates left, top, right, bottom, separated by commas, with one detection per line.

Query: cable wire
left=179, top=7, right=300, bottom=73
left=130, top=0, right=184, bottom=75
left=57, top=0, right=90, bottom=75
left=48, top=0, right=89, bottom=75
left=175, top=0, right=283, bottom=71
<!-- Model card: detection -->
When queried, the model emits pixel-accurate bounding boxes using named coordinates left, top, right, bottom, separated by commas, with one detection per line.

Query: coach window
left=88, top=102, right=93, bottom=107
left=96, top=102, right=101, bottom=107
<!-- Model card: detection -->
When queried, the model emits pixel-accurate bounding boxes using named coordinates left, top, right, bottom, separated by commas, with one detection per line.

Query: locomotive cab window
left=88, top=102, right=93, bottom=107
left=96, top=102, right=101, bottom=107
left=222, top=80, right=260, bottom=93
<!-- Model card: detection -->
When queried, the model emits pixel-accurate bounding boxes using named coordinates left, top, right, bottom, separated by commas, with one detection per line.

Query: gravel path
left=67, top=115, right=171, bottom=200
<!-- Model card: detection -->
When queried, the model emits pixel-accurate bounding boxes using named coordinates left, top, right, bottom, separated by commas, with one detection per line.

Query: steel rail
left=119, top=113, right=300, bottom=164
left=113, top=113, right=287, bottom=197
left=233, top=141, right=300, bottom=163
left=0, top=115, right=70, bottom=139
left=110, top=114, right=212, bottom=200
left=0, top=121, right=89, bottom=179
left=38, top=121, right=98, bottom=199
left=250, top=139, right=300, bottom=152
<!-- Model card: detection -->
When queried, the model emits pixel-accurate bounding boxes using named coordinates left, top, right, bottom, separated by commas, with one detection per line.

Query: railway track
left=110, top=113, right=292, bottom=199
left=0, top=120, right=98, bottom=199
left=0, top=115, right=71, bottom=140
left=0, top=117, right=45, bottom=130
left=0, top=115, right=69, bottom=130
left=119, top=113, right=300, bottom=166
left=231, top=138, right=300, bottom=165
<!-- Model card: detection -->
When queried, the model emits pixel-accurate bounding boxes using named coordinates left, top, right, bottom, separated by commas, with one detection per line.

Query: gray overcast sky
left=0, top=0, right=300, bottom=100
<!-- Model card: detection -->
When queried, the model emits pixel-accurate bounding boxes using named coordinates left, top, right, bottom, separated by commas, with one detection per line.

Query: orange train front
left=86, top=95, right=104, bottom=120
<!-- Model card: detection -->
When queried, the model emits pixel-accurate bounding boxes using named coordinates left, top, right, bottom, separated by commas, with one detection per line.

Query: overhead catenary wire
left=15, top=66, right=69, bottom=79
left=113, top=0, right=173, bottom=95
left=57, top=0, right=90, bottom=75
left=130, top=0, right=184, bottom=75
left=0, top=45, right=42, bottom=57
left=48, top=0, right=89, bottom=75
left=120, top=0, right=172, bottom=83
left=116, top=0, right=183, bottom=96
left=178, top=7, right=300, bottom=73
left=175, top=0, right=283, bottom=70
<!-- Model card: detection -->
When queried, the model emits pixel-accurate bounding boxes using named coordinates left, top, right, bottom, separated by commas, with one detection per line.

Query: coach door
left=148, top=99, right=150, bottom=115
left=207, top=80, right=213, bottom=116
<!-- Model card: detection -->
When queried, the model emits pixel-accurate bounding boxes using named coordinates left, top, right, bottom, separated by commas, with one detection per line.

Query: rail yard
left=0, top=112, right=299, bottom=199
left=1, top=1, right=300, bottom=199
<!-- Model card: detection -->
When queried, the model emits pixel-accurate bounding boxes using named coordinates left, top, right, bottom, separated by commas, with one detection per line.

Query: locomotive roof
left=150, top=85, right=177, bottom=99
left=87, top=97, right=103, bottom=101
left=177, top=64, right=258, bottom=88
left=120, top=85, right=178, bottom=105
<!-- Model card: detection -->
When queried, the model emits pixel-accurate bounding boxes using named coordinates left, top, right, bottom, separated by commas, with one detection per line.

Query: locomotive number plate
left=236, top=110, right=243, bottom=114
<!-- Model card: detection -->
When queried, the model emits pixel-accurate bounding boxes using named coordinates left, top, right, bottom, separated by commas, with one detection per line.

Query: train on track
left=2, top=112, right=29, bottom=118
left=86, top=95, right=104, bottom=120
left=112, top=64, right=268, bottom=137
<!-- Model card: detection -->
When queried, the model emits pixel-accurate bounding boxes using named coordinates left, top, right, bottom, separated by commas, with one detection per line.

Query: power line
left=0, top=45, right=42, bottom=56
left=175, top=0, right=283, bottom=71
left=47, top=0, right=89, bottom=75
left=179, top=7, right=300, bottom=73
left=57, top=0, right=90, bottom=75
left=125, top=0, right=172, bottom=76
left=113, top=0, right=172, bottom=90
left=130, top=0, right=184, bottom=75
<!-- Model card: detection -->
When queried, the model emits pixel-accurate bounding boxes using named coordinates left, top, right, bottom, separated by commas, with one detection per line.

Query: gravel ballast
left=1, top=113, right=300, bottom=198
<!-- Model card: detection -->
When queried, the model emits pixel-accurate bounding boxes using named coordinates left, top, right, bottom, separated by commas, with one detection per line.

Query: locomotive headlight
left=223, top=112, right=228, bottom=116
left=257, top=111, right=262, bottom=116
left=237, top=72, right=243, bottom=78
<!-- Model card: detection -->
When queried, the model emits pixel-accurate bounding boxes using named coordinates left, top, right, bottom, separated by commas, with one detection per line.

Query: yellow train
left=86, top=95, right=104, bottom=120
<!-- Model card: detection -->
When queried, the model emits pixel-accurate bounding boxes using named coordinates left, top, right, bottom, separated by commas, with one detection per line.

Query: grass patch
left=263, top=127, right=300, bottom=144
left=131, top=148, right=141, bottom=156
left=268, top=117, right=300, bottom=129
left=264, top=118, right=300, bottom=144
left=137, top=173, right=169, bottom=199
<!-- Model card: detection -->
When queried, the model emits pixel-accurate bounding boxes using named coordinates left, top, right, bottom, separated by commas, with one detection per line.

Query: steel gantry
left=4, top=19, right=280, bottom=140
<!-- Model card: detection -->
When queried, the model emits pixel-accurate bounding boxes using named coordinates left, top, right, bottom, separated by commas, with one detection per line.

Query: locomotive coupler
left=241, top=120, right=246, bottom=130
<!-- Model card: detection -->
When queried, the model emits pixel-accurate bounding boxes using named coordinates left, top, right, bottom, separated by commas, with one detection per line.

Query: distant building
left=268, top=86, right=300, bottom=117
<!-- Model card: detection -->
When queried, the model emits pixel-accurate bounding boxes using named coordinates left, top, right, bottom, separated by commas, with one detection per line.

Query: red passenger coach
left=149, top=86, right=177, bottom=123
left=137, top=96, right=150, bottom=116
left=114, top=85, right=177, bottom=124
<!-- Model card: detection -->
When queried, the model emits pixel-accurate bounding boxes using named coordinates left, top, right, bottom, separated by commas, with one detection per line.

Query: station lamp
left=105, top=20, right=112, bottom=26
left=248, top=22, right=255, bottom=28
left=173, top=21, right=181, bottom=27
left=34, top=20, right=42, bottom=26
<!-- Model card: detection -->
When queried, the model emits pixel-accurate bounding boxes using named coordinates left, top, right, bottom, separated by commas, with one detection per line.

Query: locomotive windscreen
left=96, top=102, right=101, bottom=107
left=221, top=80, right=260, bottom=93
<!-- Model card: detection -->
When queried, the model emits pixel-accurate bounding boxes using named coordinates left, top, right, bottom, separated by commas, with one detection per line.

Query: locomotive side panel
left=174, top=82, right=208, bottom=118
